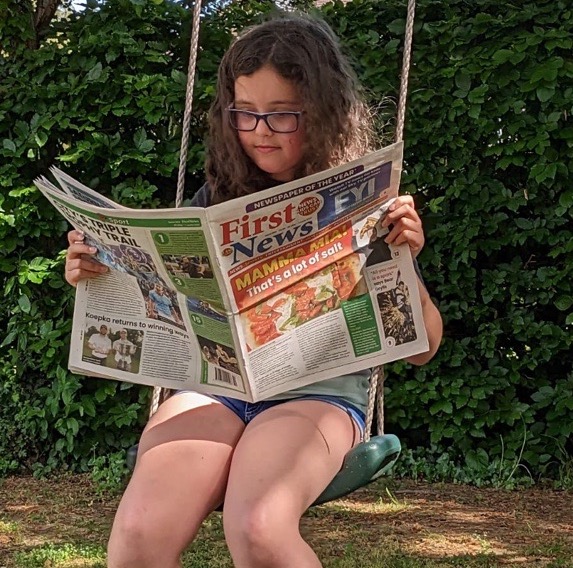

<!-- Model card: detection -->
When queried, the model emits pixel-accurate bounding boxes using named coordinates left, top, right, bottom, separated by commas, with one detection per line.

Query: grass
left=13, top=543, right=106, bottom=568
left=0, top=519, right=20, bottom=534
left=1, top=474, right=573, bottom=567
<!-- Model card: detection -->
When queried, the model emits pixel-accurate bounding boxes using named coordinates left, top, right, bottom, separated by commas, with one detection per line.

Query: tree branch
left=33, top=0, right=62, bottom=45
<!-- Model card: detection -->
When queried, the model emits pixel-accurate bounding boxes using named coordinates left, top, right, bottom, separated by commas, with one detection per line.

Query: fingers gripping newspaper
left=35, top=142, right=429, bottom=402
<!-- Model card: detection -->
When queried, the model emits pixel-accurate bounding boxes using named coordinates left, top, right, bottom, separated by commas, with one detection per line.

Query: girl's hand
left=65, top=230, right=108, bottom=286
left=381, top=196, right=424, bottom=258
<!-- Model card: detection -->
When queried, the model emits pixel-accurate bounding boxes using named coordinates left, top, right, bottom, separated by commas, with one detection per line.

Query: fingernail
left=89, top=247, right=97, bottom=253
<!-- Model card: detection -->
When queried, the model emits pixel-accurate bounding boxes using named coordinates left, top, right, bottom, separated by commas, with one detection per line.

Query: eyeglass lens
left=230, top=110, right=299, bottom=133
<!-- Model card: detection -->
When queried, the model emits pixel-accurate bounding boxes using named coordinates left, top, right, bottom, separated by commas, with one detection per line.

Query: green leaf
left=514, top=218, right=532, bottom=230
left=555, top=296, right=573, bottom=311
left=3, top=139, right=16, bottom=152
left=559, top=189, right=573, bottom=209
left=536, top=87, right=555, bottom=102
left=66, top=417, right=80, bottom=436
left=429, top=400, right=453, bottom=415
left=386, top=18, right=405, bottom=35
left=34, top=131, right=48, bottom=148
left=86, top=62, right=103, bottom=82
left=1, top=330, right=17, bottom=347
left=18, top=294, right=31, bottom=313
left=133, top=128, right=155, bottom=152
left=465, top=448, right=489, bottom=470
left=491, top=49, right=513, bottom=64
left=455, top=72, right=471, bottom=93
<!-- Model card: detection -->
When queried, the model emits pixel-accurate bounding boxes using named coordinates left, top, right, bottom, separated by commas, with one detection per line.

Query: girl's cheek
left=237, top=131, right=250, bottom=149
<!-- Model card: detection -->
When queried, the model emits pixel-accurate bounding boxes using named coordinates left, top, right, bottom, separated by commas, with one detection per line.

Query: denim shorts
left=211, top=394, right=366, bottom=439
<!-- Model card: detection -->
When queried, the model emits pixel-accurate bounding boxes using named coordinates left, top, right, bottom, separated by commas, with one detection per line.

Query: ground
left=0, top=475, right=572, bottom=567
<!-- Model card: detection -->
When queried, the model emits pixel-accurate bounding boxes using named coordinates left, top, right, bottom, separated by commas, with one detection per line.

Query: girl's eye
left=234, top=111, right=257, bottom=129
left=266, top=113, right=299, bottom=132
left=228, top=109, right=301, bottom=133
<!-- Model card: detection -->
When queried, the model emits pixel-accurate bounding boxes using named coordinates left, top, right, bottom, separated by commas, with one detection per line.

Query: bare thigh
left=108, top=392, right=245, bottom=561
left=224, top=399, right=358, bottom=521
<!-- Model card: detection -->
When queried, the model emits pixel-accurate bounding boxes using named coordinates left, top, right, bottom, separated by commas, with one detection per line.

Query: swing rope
left=148, top=0, right=203, bottom=419
left=395, top=0, right=416, bottom=146
left=176, top=0, right=203, bottom=209
left=363, top=0, right=416, bottom=442
left=150, top=0, right=417, bottom=441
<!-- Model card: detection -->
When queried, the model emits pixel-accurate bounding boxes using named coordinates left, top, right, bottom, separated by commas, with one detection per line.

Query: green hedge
left=323, top=0, right=573, bottom=484
left=1, top=0, right=571, bottom=484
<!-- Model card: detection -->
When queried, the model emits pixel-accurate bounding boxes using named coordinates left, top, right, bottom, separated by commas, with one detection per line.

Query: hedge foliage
left=1, top=0, right=571, bottom=483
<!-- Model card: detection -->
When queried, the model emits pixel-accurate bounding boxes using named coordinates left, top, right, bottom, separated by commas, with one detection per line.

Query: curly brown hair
left=205, top=13, right=373, bottom=204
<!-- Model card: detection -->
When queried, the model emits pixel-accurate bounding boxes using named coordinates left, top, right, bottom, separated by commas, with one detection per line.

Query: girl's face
left=233, top=66, right=305, bottom=183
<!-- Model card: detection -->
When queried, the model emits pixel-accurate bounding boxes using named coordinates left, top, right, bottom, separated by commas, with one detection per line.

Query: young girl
left=65, top=14, right=443, bottom=568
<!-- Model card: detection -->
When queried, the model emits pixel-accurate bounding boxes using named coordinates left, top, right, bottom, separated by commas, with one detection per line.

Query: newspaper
left=34, top=141, right=429, bottom=402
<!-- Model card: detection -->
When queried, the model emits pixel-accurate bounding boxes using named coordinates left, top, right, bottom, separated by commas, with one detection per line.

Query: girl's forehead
left=234, top=66, right=301, bottom=104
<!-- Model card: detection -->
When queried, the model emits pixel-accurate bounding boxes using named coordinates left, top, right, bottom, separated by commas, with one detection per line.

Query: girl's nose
left=254, top=117, right=272, bottom=135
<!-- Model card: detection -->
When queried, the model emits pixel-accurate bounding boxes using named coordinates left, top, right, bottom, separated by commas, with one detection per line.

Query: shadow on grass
left=1, top=475, right=573, bottom=568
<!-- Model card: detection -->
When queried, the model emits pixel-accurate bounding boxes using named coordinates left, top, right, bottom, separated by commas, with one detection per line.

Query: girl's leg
left=107, top=392, right=245, bottom=568
left=223, top=400, right=359, bottom=568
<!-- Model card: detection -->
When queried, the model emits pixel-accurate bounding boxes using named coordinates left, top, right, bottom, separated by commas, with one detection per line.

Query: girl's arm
left=65, top=230, right=108, bottom=286
left=405, top=278, right=443, bottom=365
left=381, top=195, right=443, bottom=365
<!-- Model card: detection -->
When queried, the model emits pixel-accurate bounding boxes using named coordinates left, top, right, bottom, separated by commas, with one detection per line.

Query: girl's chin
left=254, top=162, right=295, bottom=182
left=247, top=152, right=298, bottom=182
left=267, top=170, right=295, bottom=182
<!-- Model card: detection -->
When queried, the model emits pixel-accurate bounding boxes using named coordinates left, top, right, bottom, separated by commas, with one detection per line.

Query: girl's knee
left=108, top=509, right=175, bottom=568
left=223, top=499, right=296, bottom=564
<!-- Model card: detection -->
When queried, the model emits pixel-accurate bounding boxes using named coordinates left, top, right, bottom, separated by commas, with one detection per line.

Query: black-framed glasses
left=227, top=108, right=303, bottom=133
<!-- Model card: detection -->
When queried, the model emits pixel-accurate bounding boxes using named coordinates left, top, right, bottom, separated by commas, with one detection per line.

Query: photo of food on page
left=241, top=253, right=368, bottom=349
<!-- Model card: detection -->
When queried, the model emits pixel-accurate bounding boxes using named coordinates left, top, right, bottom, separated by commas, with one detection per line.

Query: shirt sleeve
left=189, top=183, right=211, bottom=207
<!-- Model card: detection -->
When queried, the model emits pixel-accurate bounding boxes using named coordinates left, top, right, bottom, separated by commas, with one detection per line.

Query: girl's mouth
left=255, top=146, right=280, bottom=153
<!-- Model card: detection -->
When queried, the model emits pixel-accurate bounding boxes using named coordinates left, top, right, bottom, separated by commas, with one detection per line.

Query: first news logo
left=218, top=167, right=381, bottom=266
left=219, top=202, right=314, bottom=266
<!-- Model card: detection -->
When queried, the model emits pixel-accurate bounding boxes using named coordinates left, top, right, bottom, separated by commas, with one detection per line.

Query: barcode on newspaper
left=214, top=368, right=238, bottom=387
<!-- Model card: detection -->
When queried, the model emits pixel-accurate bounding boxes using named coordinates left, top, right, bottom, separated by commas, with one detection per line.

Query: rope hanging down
left=176, top=0, right=203, bottom=208
left=364, top=0, right=416, bottom=442
left=149, top=0, right=203, bottom=418
left=152, top=0, right=417, bottom=426
left=395, top=0, right=416, bottom=145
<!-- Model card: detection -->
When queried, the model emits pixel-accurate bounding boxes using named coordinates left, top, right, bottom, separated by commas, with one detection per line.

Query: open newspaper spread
left=34, top=141, right=429, bottom=402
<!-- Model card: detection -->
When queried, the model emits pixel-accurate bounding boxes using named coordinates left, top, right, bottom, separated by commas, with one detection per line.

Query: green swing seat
left=126, top=433, right=400, bottom=506
left=313, top=433, right=400, bottom=505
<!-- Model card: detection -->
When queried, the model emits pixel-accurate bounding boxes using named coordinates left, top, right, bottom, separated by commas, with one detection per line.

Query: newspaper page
left=207, top=141, right=428, bottom=399
left=34, top=179, right=255, bottom=399
left=35, top=141, right=428, bottom=402
left=51, top=167, right=128, bottom=209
